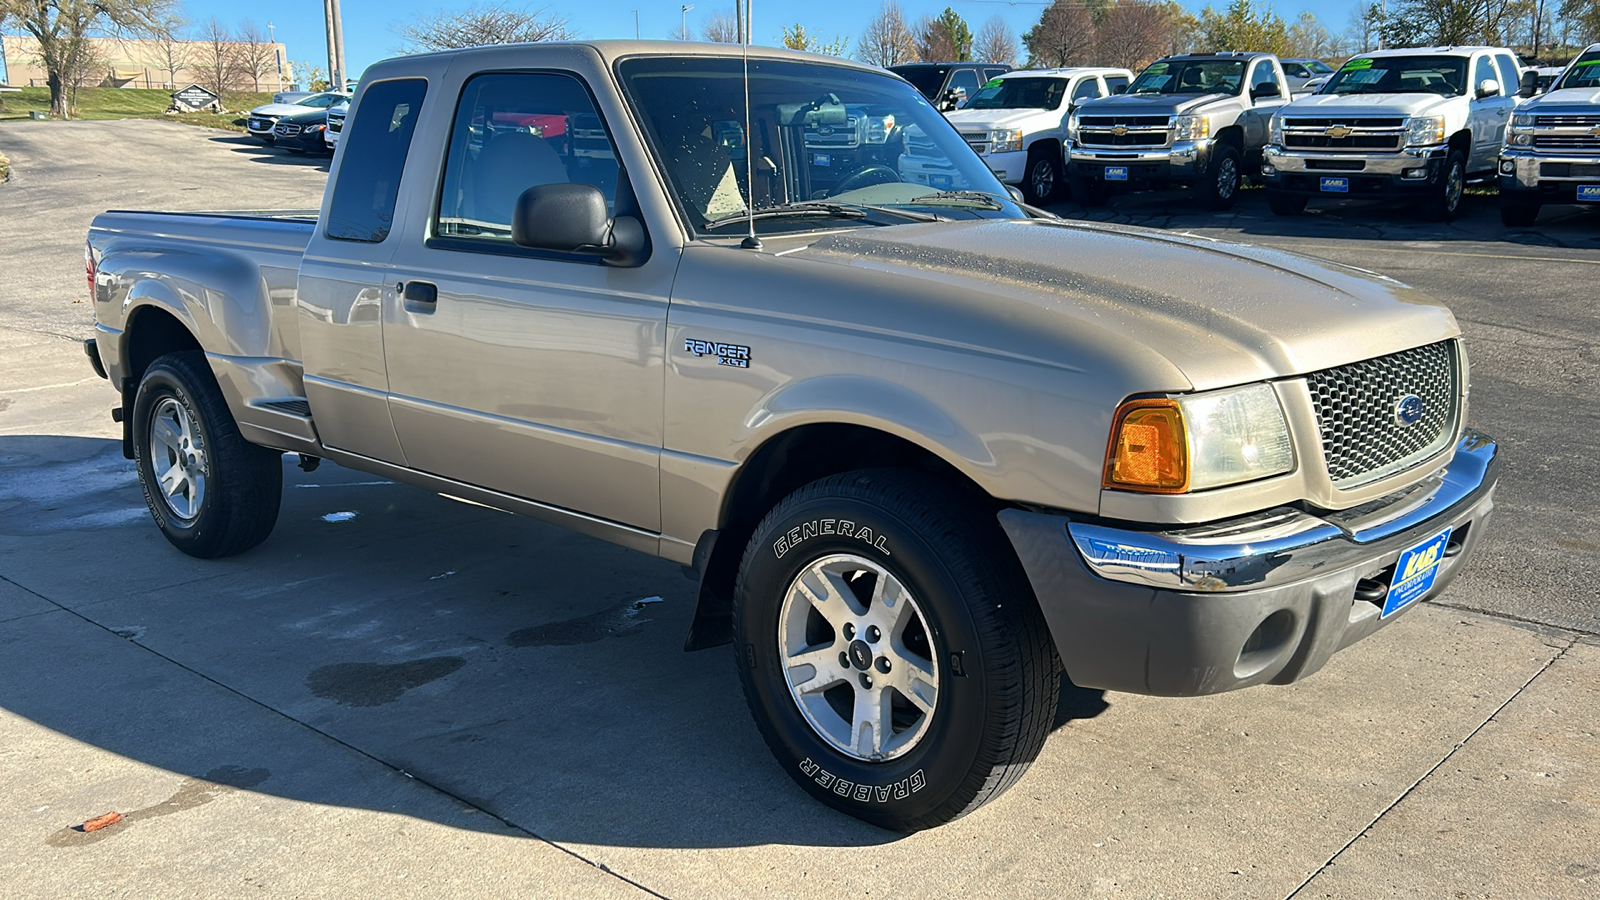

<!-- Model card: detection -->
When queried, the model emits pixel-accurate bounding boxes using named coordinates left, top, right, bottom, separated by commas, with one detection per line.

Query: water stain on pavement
left=506, top=596, right=664, bottom=648
left=45, top=765, right=270, bottom=847
left=305, top=655, right=467, bottom=707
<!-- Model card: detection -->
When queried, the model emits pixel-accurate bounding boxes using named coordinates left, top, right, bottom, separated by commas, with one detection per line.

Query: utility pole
left=1533, top=0, right=1544, bottom=61
left=331, top=0, right=347, bottom=90
left=635, top=10, right=640, bottom=39
left=681, top=4, right=694, bottom=40
left=269, top=22, right=284, bottom=92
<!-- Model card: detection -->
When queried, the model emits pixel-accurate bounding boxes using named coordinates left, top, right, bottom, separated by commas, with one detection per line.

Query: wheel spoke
left=786, top=645, right=845, bottom=695
left=887, top=656, right=938, bottom=714
left=158, top=460, right=186, bottom=498
left=851, top=685, right=893, bottom=758
left=152, top=416, right=182, bottom=455
left=798, top=567, right=862, bottom=630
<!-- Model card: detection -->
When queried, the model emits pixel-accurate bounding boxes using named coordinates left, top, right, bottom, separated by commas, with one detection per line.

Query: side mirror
left=1251, top=81, right=1281, bottom=101
left=512, top=183, right=646, bottom=267
left=1004, top=185, right=1025, bottom=203
left=1519, top=70, right=1539, bottom=98
left=1476, top=78, right=1501, bottom=99
left=938, top=87, right=966, bottom=112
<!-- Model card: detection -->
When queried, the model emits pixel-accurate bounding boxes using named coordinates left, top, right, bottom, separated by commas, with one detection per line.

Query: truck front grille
left=1306, top=340, right=1458, bottom=487
left=1540, top=162, right=1600, bottom=177
left=806, top=116, right=861, bottom=149
left=1077, top=116, right=1169, bottom=148
left=1534, top=134, right=1600, bottom=151
left=327, top=116, right=344, bottom=133
left=1284, top=133, right=1401, bottom=150
left=1535, top=114, right=1600, bottom=127
left=1281, top=118, right=1404, bottom=152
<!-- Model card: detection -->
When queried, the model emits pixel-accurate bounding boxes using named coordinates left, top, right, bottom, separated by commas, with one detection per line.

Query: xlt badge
left=684, top=337, right=751, bottom=368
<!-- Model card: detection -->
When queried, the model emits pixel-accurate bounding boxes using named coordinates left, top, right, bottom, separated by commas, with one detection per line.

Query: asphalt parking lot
left=1, top=119, right=1597, bottom=898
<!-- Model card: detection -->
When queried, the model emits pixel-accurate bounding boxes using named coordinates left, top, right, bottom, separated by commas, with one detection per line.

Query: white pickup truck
left=1262, top=46, right=1525, bottom=219
left=900, top=67, right=1131, bottom=204
left=1499, top=44, right=1600, bottom=225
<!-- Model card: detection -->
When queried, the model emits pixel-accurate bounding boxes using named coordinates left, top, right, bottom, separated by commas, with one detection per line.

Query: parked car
left=1262, top=46, right=1525, bottom=220
left=323, top=99, right=348, bottom=152
left=889, top=62, right=1011, bottom=111
left=82, top=40, right=1500, bottom=833
left=1067, top=52, right=1292, bottom=209
left=1530, top=65, right=1566, bottom=93
left=1297, top=74, right=1332, bottom=95
left=272, top=105, right=332, bottom=155
left=1282, top=58, right=1335, bottom=92
left=246, top=91, right=350, bottom=145
left=1500, top=43, right=1600, bottom=225
left=272, top=90, right=317, bottom=105
left=901, top=67, right=1133, bottom=203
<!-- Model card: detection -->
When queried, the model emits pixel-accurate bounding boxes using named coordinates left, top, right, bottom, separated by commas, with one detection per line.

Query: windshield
left=619, top=57, right=1024, bottom=236
left=1128, top=60, right=1245, bottom=95
left=889, top=66, right=951, bottom=101
left=297, top=93, right=342, bottom=108
left=1303, top=59, right=1333, bottom=75
left=1325, top=56, right=1468, bottom=96
left=965, top=77, right=1067, bottom=110
left=1555, top=53, right=1600, bottom=90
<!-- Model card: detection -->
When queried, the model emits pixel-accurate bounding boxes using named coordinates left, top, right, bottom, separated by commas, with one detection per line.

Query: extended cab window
left=1071, top=77, right=1102, bottom=103
left=434, top=72, right=618, bottom=247
left=1250, top=62, right=1278, bottom=92
left=325, top=79, right=426, bottom=243
left=1105, top=74, right=1129, bottom=93
left=1494, top=54, right=1520, bottom=92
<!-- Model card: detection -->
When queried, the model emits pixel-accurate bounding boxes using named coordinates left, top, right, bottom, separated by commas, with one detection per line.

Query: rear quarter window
left=325, top=79, right=428, bottom=243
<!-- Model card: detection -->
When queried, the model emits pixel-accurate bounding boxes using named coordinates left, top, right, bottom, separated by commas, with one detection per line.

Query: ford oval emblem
left=1395, top=394, right=1425, bottom=427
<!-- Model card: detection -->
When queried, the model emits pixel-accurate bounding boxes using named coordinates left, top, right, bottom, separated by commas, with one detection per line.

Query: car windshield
left=1304, top=59, right=1334, bottom=74
left=1555, top=52, right=1600, bottom=90
left=1128, top=60, right=1245, bottom=95
left=297, top=94, right=342, bottom=108
left=889, top=65, right=951, bottom=101
left=965, top=77, right=1067, bottom=110
left=1325, top=56, right=1468, bottom=96
left=619, top=57, right=1025, bottom=236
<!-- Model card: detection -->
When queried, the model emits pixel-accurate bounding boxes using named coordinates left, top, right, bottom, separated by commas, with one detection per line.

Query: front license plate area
left=1382, top=527, right=1452, bottom=618
left=1105, top=166, right=1129, bottom=181
left=1577, top=184, right=1600, bottom=202
left=1320, top=176, right=1350, bottom=193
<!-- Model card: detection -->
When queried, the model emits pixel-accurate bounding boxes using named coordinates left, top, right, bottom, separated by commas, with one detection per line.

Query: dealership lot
left=1, top=119, right=1597, bottom=897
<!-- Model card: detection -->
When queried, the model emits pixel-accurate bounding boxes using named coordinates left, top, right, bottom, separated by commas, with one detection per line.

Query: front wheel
left=733, top=470, right=1059, bottom=831
left=1197, top=144, right=1242, bottom=210
left=133, top=351, right=282, bottom=558
left=1428, top=150, right=1466, bottom=221
left=1023, top=148, right=1061, bottom=205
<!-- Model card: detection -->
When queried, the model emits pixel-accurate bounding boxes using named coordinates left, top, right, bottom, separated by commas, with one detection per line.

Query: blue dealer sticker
left=1382, top=527, right=1452, bottom=618
left=1320, top=176, right=1350, bottom=193
left=1577, top=184, right=1600, bottom=202
left=1105, top=166, right=1129, bottom=181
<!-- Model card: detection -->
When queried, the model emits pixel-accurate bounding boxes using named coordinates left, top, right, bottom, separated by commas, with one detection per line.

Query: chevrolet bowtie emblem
left=1590, top=125, right=1600, bottom=138
left=1111, top=125, right=1129, bottom=136
left=1325, top=125, right=1353, bottom=139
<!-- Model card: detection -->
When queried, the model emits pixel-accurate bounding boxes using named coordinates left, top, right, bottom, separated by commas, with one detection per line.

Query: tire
left=1267, top=191, right=1308, bottom=216
left=1428, top=150, right=1466, bottom=221
left=132, top=351, right=282, bottom=558
left=1070, top=176, right=1111, bottom=207
left=732, top=470, right=1059, bottom=831
left=1197, top=144, right=1242, bottom=211
left=1500, top=202, right=1539, bottom=227
left=1022, top=147, right=1061, bottom=205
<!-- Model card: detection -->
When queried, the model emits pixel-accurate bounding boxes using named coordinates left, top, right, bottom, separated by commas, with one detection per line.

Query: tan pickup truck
left=82, top=41, right=1500, bottom=831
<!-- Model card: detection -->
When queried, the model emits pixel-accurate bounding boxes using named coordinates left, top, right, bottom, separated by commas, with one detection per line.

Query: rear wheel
left=1267, top=191, right=1308, bottom=216
left=133, top=351, right=282, bottom=558
left=1500, top=201, right=1540, bottom=227
left=1428, top=150, right=1466, bottom=221
left=1197, top=144, right=1242, bottom=210
left=1023, top=147, right=1061, bottom=205
left=733, top=470, right=1059, bottom=832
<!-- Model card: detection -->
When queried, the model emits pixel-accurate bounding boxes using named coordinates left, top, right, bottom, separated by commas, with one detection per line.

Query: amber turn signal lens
left=1104, top=400, right=1189, bottom=492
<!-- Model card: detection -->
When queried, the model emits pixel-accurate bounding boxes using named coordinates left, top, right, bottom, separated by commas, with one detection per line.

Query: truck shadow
left=0, top=434, right=1106, bottom=849
left=210, top=133, right=331, bottom=169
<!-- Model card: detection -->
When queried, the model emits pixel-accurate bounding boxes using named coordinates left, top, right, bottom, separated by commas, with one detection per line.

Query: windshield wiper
left=906, top=190, right=1006, bottom=210
left=703, top=201, right=939, bottom=230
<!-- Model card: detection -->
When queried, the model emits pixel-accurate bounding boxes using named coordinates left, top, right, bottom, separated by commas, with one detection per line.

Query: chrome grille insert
left=1306, top=340, right=1458, bottom=488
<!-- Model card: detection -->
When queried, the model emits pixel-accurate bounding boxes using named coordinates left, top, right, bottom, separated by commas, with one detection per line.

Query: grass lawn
left=0, top=86, right=276, bottom=132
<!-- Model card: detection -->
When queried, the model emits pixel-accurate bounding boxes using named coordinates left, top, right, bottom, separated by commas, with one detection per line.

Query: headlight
left=1404, top=115, right=1446, bottom=146
left=865, top=114, right=896, bottom=144
left=1269, top=114, right=1284, bottom=145
left=1103, top=384, right=1294, bottom=493
left=1173, top=114, right=1211, bottom=142
left=1067, top=112, right=1080, bottom=140
left=987, top=129, right=1024, bottom=153
left=1511, top=112, right=1534, bottom=128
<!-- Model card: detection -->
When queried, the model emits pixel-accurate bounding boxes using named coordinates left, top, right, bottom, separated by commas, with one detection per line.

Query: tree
left=152, top=16, right=193, bottom=89
left=702, top=9, right=740, bottom=42
left=858, top=0, right=918, bottom=66
left=1196, top=0, right=1290, bottom=55
left=1345, top=3, right=1384, bottom=51
left=0, top=0, right=175, bottom=117
left=1558, top=0, right=1600, bottom=44
left=1024, top=0, right=1097, bottom=68
left=194, top=17, right=239, bottom=101
left=233, top=19, right=277, bottom=93
left=1377, top=0, right=1525, bottom=46
left=973, top=15, right=1018, bottom=64
left=291, top=60, right=331, bottom=92
left=1097, top=1, right=1181, bottom=70
left=915, top=7, right=973, bottom=60
left=1286, top=10, right=1340, bottom=58
left=781, top=23, right=850, bottom=55
left=394, top=1, right=575, bottom=52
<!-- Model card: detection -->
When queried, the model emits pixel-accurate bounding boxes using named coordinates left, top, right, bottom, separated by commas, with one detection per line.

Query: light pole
left=269, top=22, right=284, bottom=92
left=681, top=4, right=694, bottom=40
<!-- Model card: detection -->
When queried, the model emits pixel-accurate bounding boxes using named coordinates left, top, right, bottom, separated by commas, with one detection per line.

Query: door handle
left=401, top=280, right=437, bottom=310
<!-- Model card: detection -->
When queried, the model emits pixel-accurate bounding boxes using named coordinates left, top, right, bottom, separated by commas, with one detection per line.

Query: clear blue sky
left=142, top=0, right=1358, bottom=80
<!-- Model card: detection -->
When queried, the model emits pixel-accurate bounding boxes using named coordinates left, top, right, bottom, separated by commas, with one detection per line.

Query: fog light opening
left=1402, top=168, right=1427, bottom=180
left=1499, top=160, right=1515, bottom=175
left=1234, top=609, right=1296, bottom=679
left=1261, top=164, right=1277, bottom=176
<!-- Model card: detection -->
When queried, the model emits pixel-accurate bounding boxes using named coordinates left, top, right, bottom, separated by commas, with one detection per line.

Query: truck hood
left=1281, top=92, right=1455, bottom=118
left=778, top=219, right=1458, bottom=390
left=1525, top=86, right=1600, bottom=111
left=944, top=108, right=1054, bottom=132
left=1075, top=93, right=1229, bottom=117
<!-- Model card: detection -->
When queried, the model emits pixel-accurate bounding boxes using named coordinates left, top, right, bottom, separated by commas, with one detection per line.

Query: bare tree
left=234, top=18, right=277, bottom=93
left=395, top=1, right=575, bottom=52
left=1023, top=0, right=1096, bottom=68
left=152, top=16, right=193, bottom=89
left=1096, top=1, right=1176, bottom=70
left=781, top=23, right=851, bottom=55
left=0, top=0, right=175, bottom=117
left=858, top=0, right=918, bottom=66
left=973, top=16, right=1019, bottom=65
left=702, top=9, right=740, bottom=42
left=1286, top=10, right=1341, bottom=58
left=194, top=17, right=240, bottom=101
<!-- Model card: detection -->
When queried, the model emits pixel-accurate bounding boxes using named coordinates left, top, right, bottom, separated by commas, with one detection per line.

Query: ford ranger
left=1066, top=51, right=1291, bottom=209
left=1263, top=46, right=1525, bottom=220
left=1500, top=45, right=1600, bottom=225
left=82, top=41, right=1500, bottom=832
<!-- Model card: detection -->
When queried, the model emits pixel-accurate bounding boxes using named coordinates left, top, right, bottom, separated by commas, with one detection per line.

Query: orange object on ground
left=79, top=811, right=122, bottom=832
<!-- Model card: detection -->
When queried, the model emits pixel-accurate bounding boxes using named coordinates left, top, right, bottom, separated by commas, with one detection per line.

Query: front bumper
left=999, top=431, right=1499, bottom=697
left=1068, top=140, right=1211, bottom=183
left=1261, top=145, right=1444, bottom=195
left=977, top=148, right=1028, bottom=185
left=1499, top=150, right=1600, bottom=201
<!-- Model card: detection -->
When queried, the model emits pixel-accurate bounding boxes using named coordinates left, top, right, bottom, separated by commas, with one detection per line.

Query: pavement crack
left=1282, top=633, right=1581, bottom=900
left=0, top=573, right=673, bottom=900
left=1430, top=600, right=1600, bottom=638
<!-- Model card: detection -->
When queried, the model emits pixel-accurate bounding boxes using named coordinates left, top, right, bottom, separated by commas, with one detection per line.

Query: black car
left=889, top=62, right=1011, bottom=110
left=271, top=105, right=332, bottom=155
